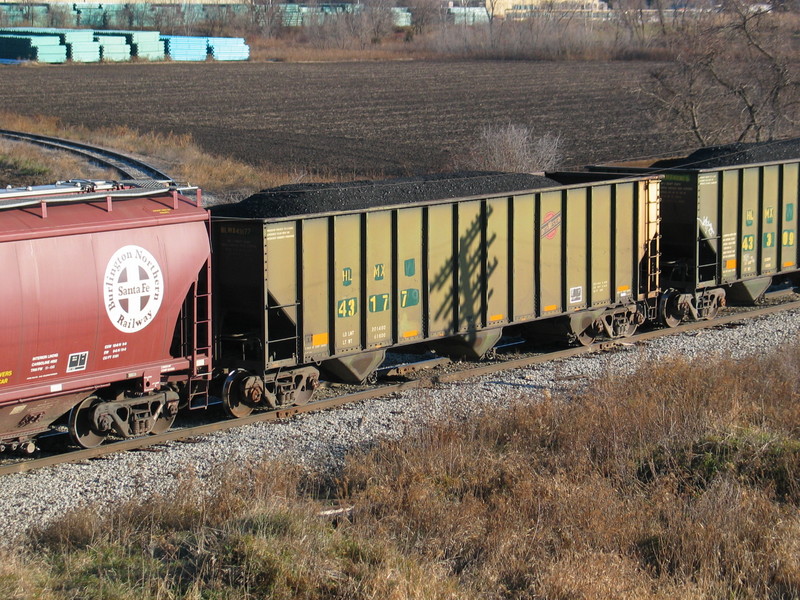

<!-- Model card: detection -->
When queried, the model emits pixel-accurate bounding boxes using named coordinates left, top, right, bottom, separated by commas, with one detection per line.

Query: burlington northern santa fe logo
left=541, top=211, right=562, bottom=240
left=104, top=245, right=164, bottom=333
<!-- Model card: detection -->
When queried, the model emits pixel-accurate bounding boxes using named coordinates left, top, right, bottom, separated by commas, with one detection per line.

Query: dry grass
left=247, top=20, right=677, bottom=63
left=0, top=138, right=116, bottom=187
left=0, top=111, right=334, bottom=198
left=7, top=343, right=800, bottom=599
left=247, top=36, right=433, bottom=62
left=338, top=347, right=800, bottom=599
left=28, top=465, right=460, bottom=599
left=0, top=550, right=47, bottom=600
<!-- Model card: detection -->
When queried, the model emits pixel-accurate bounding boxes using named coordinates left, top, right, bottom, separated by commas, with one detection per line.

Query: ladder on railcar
left=642, top=180, right=662, bottom=310
left=188, top=257, right=213, bottom=409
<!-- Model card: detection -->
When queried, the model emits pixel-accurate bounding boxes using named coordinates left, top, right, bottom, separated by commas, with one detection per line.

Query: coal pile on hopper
left=652, top=137, right=800, bottom=169
left=210, top=172, right=562, bottom=219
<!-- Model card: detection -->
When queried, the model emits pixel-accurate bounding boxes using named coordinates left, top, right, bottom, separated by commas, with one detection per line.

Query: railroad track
left=0, top=128, right=174, bottom=181
left=1, top=298, right=798, bottom=478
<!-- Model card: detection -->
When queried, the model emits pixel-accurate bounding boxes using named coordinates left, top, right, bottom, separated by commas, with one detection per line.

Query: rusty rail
left=0, top=129, right=174, bottom=181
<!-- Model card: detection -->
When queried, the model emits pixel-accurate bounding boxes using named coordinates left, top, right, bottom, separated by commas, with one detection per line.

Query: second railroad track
left=0, top=128, right=174, bottom=182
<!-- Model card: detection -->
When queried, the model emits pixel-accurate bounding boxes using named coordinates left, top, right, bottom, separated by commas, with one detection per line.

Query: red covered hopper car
left=0, top=181, right=211, bottom=449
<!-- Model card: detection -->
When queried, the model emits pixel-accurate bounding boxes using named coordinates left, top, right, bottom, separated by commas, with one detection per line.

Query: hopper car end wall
left=588, top=158, right=800, bottom=302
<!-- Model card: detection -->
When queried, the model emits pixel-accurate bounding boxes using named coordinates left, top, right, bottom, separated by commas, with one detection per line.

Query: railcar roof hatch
left=0, top=179, right=198, bottom=211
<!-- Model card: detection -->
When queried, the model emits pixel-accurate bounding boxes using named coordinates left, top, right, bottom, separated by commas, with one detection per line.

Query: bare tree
left=46, top=4, right=71, bottom=27
left=152, top=5, right=184, bottom=35
left=612, top=0, right=650, bottom=46
left=406, top=0, right=444, bottom=36
left=117, top=3, right=151, bottom=29
left=484, top=0, right=504, bottom=48
left=361, top=0, right=395, bottom=46
left=304, top=5, right=359, bottom=50
left=247, top=0, right=283, bottom=38
left=642, top=1, right=800, bottom=145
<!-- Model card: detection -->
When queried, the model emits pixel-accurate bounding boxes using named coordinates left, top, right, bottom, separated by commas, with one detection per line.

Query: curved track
left=1, top=299, right=798, bottom=477
left=0, top=129, right=174, bottom=181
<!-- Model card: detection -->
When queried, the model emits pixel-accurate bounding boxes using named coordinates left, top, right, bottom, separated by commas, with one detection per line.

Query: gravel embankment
left=0, top=308, right=798, bottom=545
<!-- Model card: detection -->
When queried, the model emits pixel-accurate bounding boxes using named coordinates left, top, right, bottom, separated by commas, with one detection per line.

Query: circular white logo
left=104, top=245, right=164, bottom=333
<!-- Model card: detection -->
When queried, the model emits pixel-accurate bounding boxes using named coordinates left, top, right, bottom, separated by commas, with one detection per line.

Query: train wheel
left=659, top=291, right=682, bottom=328
left=68, top=396, right=108, bottom=449
left=222, top=370, right=260, bottom=418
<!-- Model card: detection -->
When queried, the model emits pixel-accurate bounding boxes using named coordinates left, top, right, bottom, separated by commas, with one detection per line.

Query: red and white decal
left=104, top=245, right=164, bottom=333
left=541, top=211, right=562, bottom=239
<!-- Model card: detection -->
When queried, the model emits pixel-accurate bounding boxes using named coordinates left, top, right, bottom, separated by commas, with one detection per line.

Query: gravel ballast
left=0, top=308, right=798, bottom=545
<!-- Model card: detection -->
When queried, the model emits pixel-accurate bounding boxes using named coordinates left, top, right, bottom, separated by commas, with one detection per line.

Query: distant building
left=489, top=0, right=609, bottom=18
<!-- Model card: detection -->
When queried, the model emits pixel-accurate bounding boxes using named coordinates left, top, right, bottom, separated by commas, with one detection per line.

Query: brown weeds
left=9, top=343, right=800, bottom=599
left=0, top=112, right=335, bottom=197
left=0, top=139, right=116, bottom=187
left=339, top=346, right=800, bottom=598
left=247, top=36, right=427, bottom=62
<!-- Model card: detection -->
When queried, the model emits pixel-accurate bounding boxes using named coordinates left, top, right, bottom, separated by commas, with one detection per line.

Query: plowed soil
left=0, top=60, right=683, bottom=176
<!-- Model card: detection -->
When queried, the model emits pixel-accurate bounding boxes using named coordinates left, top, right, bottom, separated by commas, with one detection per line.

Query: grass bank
left=0, top=112, right=335, bottom=199
left=3, top=342, right=799, bottom=599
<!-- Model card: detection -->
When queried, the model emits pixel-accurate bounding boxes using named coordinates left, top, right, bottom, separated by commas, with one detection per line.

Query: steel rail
left=0, top=129, right=174, bottom=181
left=1, top=299, right=798, bottom=477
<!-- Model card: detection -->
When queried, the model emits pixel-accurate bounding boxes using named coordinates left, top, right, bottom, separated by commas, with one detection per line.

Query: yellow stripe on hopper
left=312, top=333, right=329, bottom=347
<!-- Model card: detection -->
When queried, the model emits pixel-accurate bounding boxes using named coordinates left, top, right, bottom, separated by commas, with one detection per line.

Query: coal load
left=652, top=138, right=800, bottom=170
left=210, top=172, right=562, bottom=219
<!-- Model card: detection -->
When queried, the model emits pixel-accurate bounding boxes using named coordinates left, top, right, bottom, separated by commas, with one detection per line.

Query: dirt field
left=0, top=60, right=683, bottom=176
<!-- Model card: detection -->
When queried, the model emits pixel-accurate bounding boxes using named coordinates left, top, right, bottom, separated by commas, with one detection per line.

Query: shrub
left=453, top=123, right=562, bottom=172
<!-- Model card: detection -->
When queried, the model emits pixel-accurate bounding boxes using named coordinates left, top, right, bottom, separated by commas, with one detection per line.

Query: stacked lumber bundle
left=0, top=33, right=67, bottom=63
left=1, top=28, right=101, bottom=62
left=161, top=35, right=208, bottom=61
left=207, top=37, right=249, bottom=61
left=0, top=27, right=249, bottom=63
left=98, top=30, right=164, bottom=60
left=94, top=34, right=131, bottom=61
